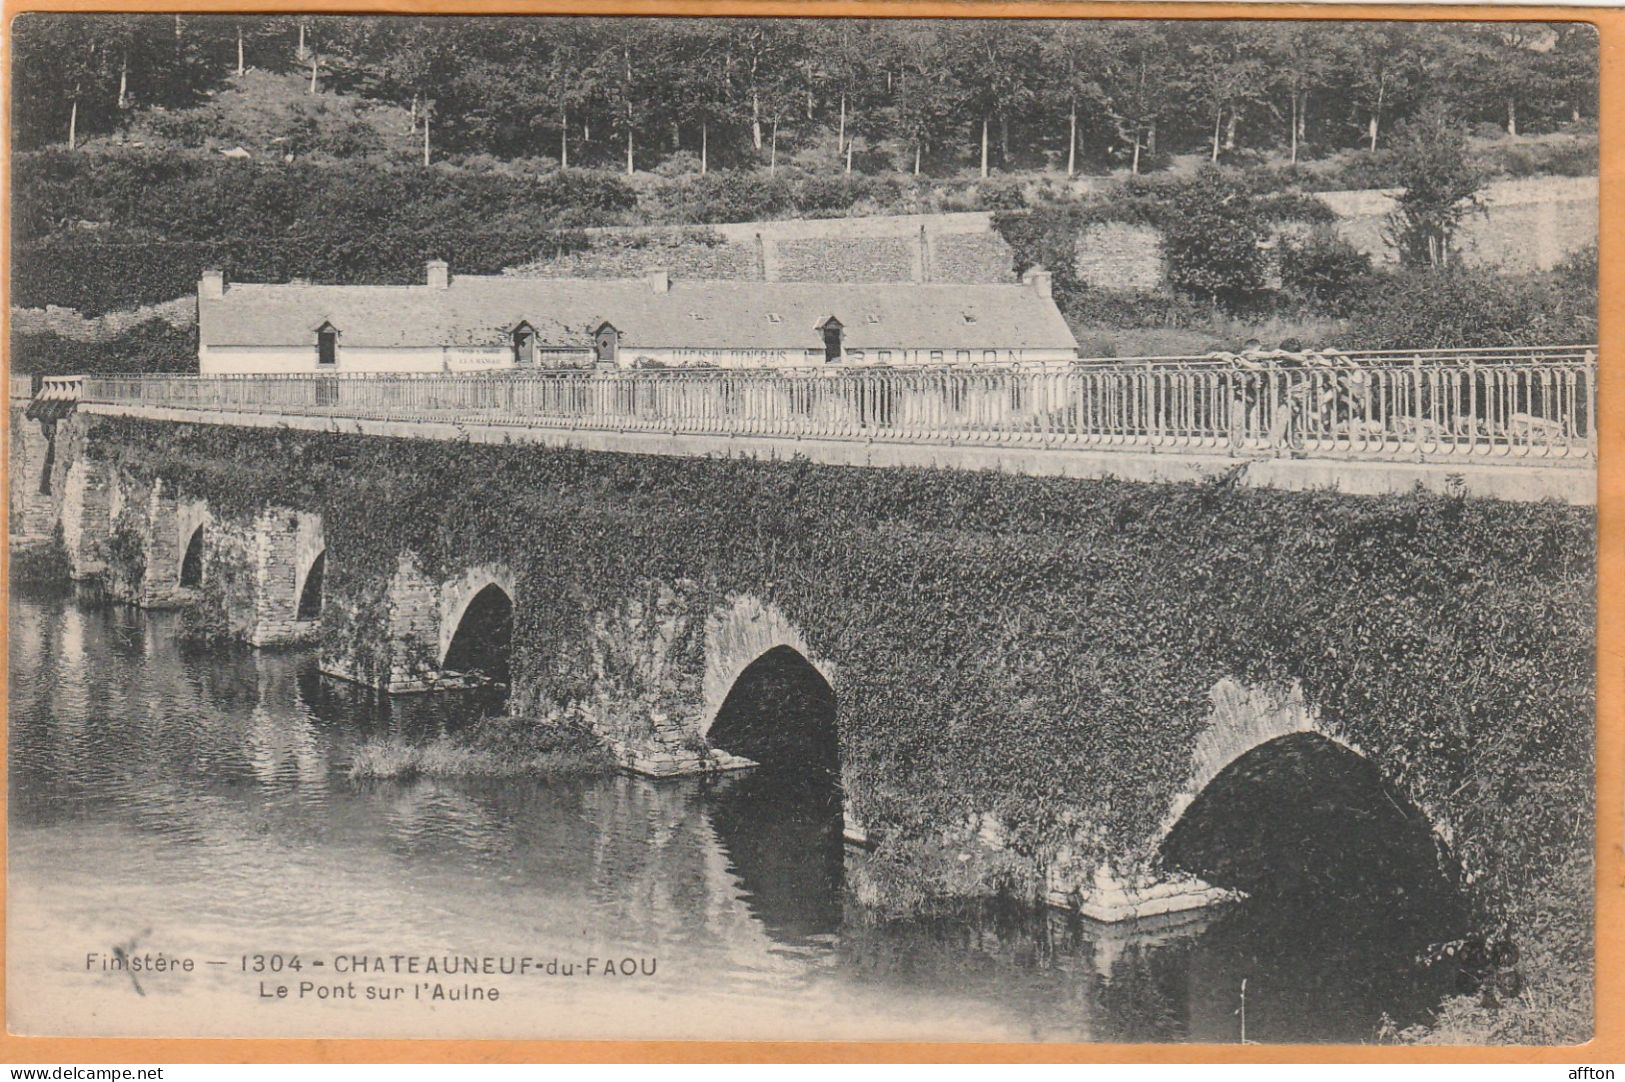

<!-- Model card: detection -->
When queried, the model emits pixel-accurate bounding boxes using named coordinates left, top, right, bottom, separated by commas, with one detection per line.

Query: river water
left=9, top=590, right=1462, bottom=1043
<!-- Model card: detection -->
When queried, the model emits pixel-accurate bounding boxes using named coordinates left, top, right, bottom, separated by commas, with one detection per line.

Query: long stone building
left=196, top=262, right=1079, bottom=375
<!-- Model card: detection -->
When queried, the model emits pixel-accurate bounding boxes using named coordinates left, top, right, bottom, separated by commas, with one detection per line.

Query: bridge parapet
left=81, top=347, right=1598, bottom=467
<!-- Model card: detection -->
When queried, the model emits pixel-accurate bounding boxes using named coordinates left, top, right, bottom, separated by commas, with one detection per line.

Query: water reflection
left=9, top=590, right=1460, bottom=1042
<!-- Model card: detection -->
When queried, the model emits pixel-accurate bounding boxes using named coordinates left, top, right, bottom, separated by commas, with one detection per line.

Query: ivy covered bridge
left=8, top=350, right=1596, bottom=925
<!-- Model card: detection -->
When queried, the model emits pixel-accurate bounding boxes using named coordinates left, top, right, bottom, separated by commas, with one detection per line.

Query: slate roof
left=199, top=275, right=1079, bottom=354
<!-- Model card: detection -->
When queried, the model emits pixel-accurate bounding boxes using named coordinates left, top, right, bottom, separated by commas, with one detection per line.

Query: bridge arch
left=438, top=564, right=518, bottom=668
left=700, top=595, right=835, bottom=739
left=437, top=565, right=517, bottom=700
left=1155, top=678, right=1353, bottom=845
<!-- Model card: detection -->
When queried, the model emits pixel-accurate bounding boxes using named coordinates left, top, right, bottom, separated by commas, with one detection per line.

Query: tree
left=1259, top=22, right=1337, bottom=164
left=1383, top=105, right=1485, bottom=269
left=1545, top=23, right=1599, bottom=125
left=813, top=21, right=889, bottom=174
left=1102, top=22, right=1172, bottom=175
left=890, top=25, right=960, bottom=176
left=377, top=18, right=466, bottom=164
left=1041, top=23, right=1108, bottom=178
left=1342, top=24, right=1424, bottom=152
left=535, top=21, right=599, bottom=168
left=1437, top=23, right=1547, bottom=136
left=953, top=22, right=1040, bottom=177
left=1177, top=23, right=1271, bottom=163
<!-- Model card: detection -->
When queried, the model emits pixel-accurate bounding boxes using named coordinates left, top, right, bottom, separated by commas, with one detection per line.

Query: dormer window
left=593, top=322, right=620, bottom=365
left=818, top=316, right=844, bottom=364
left=315, top=321, right=339, bottom=366
left=962, top=312, right=978, bottom=325
left=767, top=313, right=782, bottom=324
left=512, top=321, right=536, bottom=365
left=865, top=313, right=881, bottom=325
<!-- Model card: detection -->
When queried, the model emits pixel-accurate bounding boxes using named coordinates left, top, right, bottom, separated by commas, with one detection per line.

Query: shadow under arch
left=441, top=582, right=513, bottom=704
left=1158, top=731, right=1459, bottom=909
left=702, top=644, right=845, bottom=944
left=297, top=550, right=325, bottom=620
left=179, top=525, right=205, bottom=588
left=1151, top=730, right=1470, bottom=1043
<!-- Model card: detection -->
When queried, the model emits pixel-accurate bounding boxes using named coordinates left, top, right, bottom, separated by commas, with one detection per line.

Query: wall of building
left=201, top=344, right=479, bottom=376
left=631, top=346, right=1079, bottom=369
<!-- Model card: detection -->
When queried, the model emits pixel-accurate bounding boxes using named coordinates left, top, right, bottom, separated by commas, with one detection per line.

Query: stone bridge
left=8, top=367, right=1595, bottom=923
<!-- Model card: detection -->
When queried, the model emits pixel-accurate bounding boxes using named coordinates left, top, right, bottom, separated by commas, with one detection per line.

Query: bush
left=1161, top=168, right=1272, bottom=311
left=1061, top=288, right=1204, bottom=330
left=651, top=150, right=704, bottom=178
left=1343, top=265, right=1595, bottom=349
left=9, top=319, right=197, bottom=375
left=975, top=177, right=1029, bottom=211
left=347, top=714, right=615, bottom=781
left=662, top=169, right=796, bottom=224
left=794, top=172, right=890, bottom=216
left=1278, top=227, right=1375, bottom=316
left=990, top=204, right=1087, bottom=300
left=9, top=531, right=72, bottom=586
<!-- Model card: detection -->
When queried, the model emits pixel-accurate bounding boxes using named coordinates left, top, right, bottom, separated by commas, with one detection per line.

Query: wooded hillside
left=12, top=16, right=1599, bottom=176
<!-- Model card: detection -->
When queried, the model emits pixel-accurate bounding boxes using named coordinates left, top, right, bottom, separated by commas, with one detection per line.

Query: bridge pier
left=101, top=479, right=206, bottom=609
left=9, top=410, right=58, bottom=548
left=196, top=509, right=324, bottom=645
left=59, top=457, right=113, bottom=579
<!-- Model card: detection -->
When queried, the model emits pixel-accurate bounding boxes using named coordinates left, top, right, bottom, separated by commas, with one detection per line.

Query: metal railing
left=76, top=347, right=1598, bottom=464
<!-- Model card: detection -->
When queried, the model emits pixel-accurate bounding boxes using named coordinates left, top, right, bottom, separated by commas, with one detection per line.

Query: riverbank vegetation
left=347, top=714, right=616, bottom=782
left=7, top=531, right=73, bottom=586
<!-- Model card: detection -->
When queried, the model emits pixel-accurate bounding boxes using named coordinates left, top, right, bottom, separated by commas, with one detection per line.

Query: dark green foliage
left=12, top=17, right=1595, bottom=195
left=990, top=204, right=1088, bottom=299
left=793, top=173, right=895, bottom=216
left=658, top=169, right=797, bottom=224
left=1346, top=265, right=1596, bottom=349
left=975, top=176, right=1029, bottom=211
left=1160, top=169, right=1272, bottom=311
left=12, top=152, right=614, bottom=313
left=1278, top=227, right=1376, bottom=317
left=9, top=531, right=73, bottom=586
left=177, top=595, right=238, bottom=646
left=1060, top=288, right=1204, bottom=330
left=993, top=174, right=1336, bottom=318
left=347, top=713, right=616, bottom=781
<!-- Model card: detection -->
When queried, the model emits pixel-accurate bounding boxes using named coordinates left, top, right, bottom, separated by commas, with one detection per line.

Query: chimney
left=647, top=268, right=670, bottom=294
left=200, top=268, right=225, bottom=299
left=1022, top=266, right=1053, bottom=299
left=426, top=259, right=450, bottom=289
